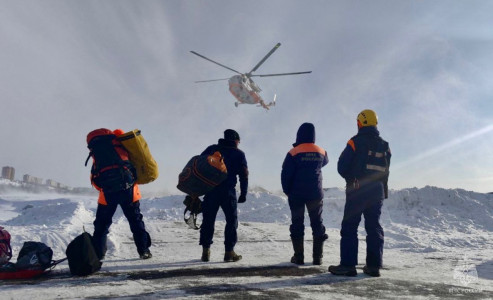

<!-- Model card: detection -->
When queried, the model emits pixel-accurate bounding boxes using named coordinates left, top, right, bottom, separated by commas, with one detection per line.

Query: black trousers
left=288, top=197, right=326, bottom=240
left=93, top=187, right=150, bottom=257
left=199, top=190, right=238, bottom=252
left=340, top=187, right=384, bottom=268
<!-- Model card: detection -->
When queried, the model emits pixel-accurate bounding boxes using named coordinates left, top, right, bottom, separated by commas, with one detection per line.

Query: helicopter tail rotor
left=265, top=94, right=276, bottom=108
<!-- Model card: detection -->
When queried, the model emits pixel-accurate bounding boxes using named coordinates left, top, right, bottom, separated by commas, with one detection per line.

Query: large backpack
left=177, top=151, right=228, bottom=198
left=0, top=226, right=12, bottom=265
left=0, top=241, right=59, bottom=280
left=66, top=231, right=102, bottom=276
left=117, top=129, right=159, bottom=184
left=15, top=241, right=53, bottom=270
left=85, top=128, right=136, bottom=193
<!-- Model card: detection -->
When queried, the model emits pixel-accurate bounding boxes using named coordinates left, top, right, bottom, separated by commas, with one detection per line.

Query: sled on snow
left=0, top=258, right=66, bottom=280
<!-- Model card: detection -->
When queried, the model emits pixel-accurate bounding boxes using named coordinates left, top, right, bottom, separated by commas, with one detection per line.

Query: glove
left=238, top=194, right=246, bottom=203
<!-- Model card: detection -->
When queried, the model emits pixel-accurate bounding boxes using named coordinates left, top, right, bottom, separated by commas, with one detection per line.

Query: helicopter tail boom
left=257, top=94, right=276, bottom=110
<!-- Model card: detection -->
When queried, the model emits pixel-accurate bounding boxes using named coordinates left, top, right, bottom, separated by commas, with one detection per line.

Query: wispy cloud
left=1, top=1, right=492, bottom=193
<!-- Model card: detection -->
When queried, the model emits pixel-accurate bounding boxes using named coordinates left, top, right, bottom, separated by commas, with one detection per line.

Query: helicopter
left=191, top=43, right=311, bottom=110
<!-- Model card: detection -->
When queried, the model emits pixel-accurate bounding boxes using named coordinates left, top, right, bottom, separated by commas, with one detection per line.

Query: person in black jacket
left=329, top=109, right=391, bottom=277
left=281, top=123, right=329, bottom=265
left=199, top=129, right=249, bottom=262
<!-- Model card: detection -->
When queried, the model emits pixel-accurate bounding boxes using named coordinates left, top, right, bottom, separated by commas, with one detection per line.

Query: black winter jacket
left=202, top=139, right=248, bottom=198
left=281, top=123, right=328, bottom=200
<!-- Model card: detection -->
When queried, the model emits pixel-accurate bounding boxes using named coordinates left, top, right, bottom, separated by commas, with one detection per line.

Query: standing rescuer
left=87, top=128, right=152, bottom=260
left=199, top=129, right=249, bottom=262
left=281, top=123, right=329, bottom=265
left=329, top=109, right=391, bottom=277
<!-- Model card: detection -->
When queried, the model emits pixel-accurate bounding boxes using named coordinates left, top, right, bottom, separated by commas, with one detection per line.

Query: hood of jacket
left=293, top=123, right=315, bottom=147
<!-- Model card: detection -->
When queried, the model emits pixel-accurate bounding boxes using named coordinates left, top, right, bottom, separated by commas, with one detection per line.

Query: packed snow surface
left=1, top=186, right=492, bottom=299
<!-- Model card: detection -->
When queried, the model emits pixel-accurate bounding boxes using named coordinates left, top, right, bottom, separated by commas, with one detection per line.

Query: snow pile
left=1, top=186, right=492, bottom=256
left=385, top=186, right=493, bottom=230
left=380, top=187, right=493, bottom=252
left=1, top=186, right=492, bottom=298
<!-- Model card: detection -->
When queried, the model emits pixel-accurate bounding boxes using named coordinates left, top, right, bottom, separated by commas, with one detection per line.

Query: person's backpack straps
left=84, top=152, right=92, bottom=167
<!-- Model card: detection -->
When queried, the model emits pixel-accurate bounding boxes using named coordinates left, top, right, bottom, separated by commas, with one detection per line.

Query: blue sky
left=1, top=1, right=492, bottom=194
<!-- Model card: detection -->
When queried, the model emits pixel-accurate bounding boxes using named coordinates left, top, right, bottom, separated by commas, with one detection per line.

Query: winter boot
left=290, top=238, right=304, bottom=265
left=201, top=247, right=210, bottom=262
left=328, top=264, right=357, bottom=276
left=363, top=265, right=381, bottom=277
left=312, top=234, right=327, bottom=265
left=140, top=250, right=152, bottom=260
left=224, top=250, right=242, bottom=262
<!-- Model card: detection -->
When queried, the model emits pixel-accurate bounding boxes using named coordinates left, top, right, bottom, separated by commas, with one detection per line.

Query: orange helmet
left=113, top=129, right=125, bottom=136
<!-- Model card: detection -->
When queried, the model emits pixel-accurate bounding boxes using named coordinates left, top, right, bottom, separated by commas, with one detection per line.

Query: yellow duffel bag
left=117, top=129, right=159, bottom=184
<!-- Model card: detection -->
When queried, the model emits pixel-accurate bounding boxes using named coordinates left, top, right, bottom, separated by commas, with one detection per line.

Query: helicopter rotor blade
left=248, top=43, right=281, bottom=75
left=190, top=51, right=242, bottom=75
left=194, top=78, right=230, bottom=83
left=251, top=71, right=312, bottom=77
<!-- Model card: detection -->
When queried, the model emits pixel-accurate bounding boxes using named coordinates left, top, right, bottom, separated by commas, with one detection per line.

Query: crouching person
left=281, top=123, right=329, bottom=265
left=87, top=128, right=152, bottom=260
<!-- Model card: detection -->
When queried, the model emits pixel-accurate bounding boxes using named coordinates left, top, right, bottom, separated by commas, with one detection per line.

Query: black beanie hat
left=224, top=129, right=240, bottom=141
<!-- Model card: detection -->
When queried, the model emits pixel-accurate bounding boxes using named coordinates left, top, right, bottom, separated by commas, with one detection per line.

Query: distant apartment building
left=45, top=179, right=70, bottom=191
left=45, top=179, right=60, bottom=188
left=23, top=174, right=44, bottom=185
left=1, top=166, right=15, bottom=181
left=2, top=166, right=73, bottom=191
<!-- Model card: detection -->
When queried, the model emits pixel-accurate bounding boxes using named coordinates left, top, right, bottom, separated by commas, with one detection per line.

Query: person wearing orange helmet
left=329, top=109, right=391, bottom=277
left=88, top=128, right=152, bottom=260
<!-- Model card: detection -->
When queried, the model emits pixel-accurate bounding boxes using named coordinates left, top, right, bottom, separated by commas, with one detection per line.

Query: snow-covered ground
left=1, top=185, right=492, bottom=299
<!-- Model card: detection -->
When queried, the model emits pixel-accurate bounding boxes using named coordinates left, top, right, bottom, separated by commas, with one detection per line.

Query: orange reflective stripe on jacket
left=288, top=143, right=326, bottom=156
left=97, top=184, right=142, bottom=205
left=347, top=139, right=356, bottom=151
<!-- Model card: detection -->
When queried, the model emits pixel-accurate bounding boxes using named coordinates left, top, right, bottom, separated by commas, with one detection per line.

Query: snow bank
left=1, top=186, right=492, bottom=257
left=385, top=186, right=493, bottom=230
